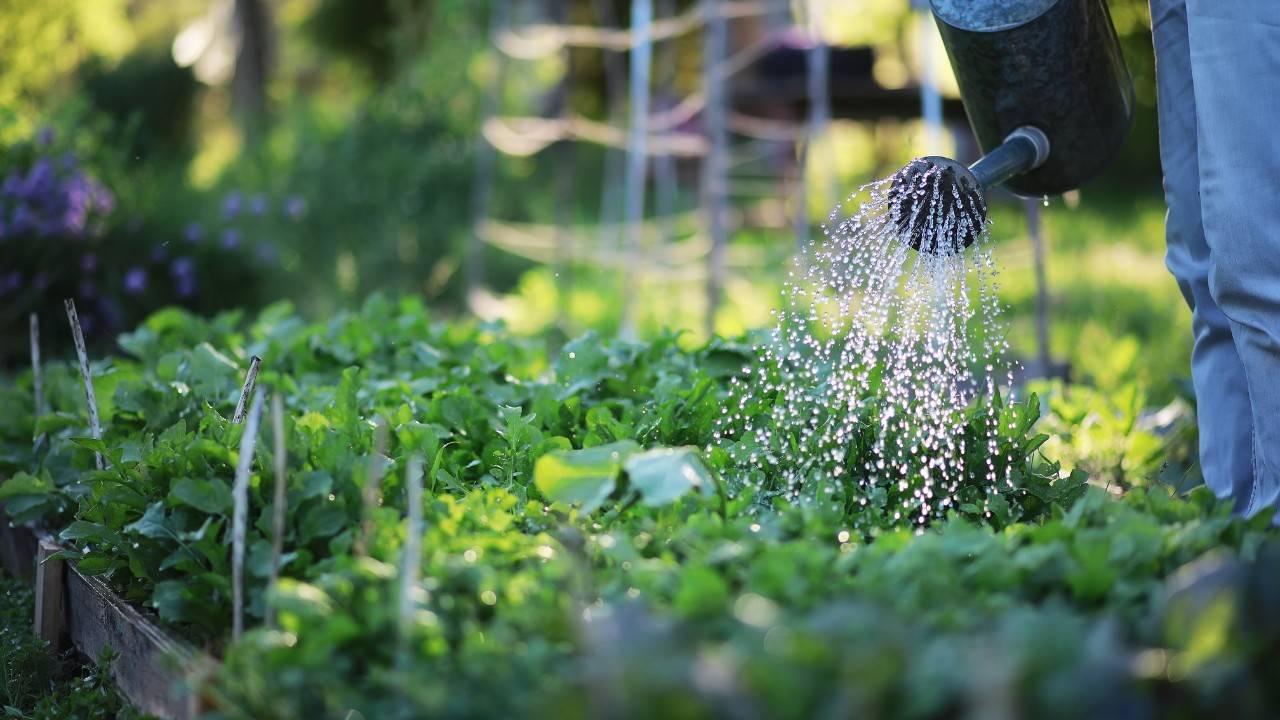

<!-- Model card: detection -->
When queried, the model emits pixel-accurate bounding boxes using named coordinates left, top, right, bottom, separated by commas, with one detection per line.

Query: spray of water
left=713, top=163, right=1013, bottom=528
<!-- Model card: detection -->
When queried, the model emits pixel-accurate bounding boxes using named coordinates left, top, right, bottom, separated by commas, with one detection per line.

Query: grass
left=987, top=191, right=1188, bottom=404
left=0, top=573, right=147, bottom=719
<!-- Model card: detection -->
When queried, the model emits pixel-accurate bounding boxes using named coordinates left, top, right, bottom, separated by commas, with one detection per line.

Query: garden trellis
left=471, top=0, right=839, bottom=336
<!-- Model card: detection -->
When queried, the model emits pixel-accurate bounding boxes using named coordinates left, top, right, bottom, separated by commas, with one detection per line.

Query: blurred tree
left=233, top=0, right=275, bottom=138
left=306, top=0, right=415, bottom=82
left=0, top=0, right=133, bottom=140
left=79, top=46, right=199, bottom=160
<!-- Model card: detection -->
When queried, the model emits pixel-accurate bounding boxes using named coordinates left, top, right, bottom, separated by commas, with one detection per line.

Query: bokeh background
left=0, top=0, right=1188, bottom=484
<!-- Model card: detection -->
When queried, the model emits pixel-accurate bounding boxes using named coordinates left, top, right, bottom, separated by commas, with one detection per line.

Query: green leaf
left=292, top=471, right=333, bottom=503
left=60, top=521, right=111, bottom=543
left=299, top=503, right=347, bottom=542
left=624, top=447, right=715, bottom=507
left=296, top=412, right=331, bottom=434
left=75, top=555, right=118, bottom=576
left=0, top=472, right=51, bottom=501
left=534, top=440, right=640, bottom=514
left=125, top=502, right=174, bottom=540
left=169, top=478, right=233, bottom=515
left=151, top=580, right=191, bottom=623
left=673, top=565, right=730, bottom=618
left=33, top=412, right=81, bottom=436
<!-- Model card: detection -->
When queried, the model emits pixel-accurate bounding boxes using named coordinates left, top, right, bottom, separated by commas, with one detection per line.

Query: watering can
left=893, top=0, right=1134, bottom=253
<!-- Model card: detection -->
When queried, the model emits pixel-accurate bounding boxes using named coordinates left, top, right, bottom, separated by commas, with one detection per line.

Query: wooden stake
left=34, top=537, right=66, bottom=651
left=232, top=356, right=262, bottom=423
left=231, top=388, right=265, bottom=640
left=356, top=418, right=389, bottom=556
left=63, top=299, right=102, bottom=470
left=618, top=0, right=653, bottom=340
left=398, top=454, right=424, bottom=641
left=30, top=313, right=45, bottom=449
left=265, top=392, right=287, bottom=629
left=702, top=0, right=729, bottom=337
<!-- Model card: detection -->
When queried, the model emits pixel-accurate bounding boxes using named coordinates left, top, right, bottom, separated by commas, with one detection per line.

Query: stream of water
left=715, top=163, right=1013, bottom=527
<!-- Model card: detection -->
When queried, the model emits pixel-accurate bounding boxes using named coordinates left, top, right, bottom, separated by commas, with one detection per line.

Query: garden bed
left=0, top=514, right=211, bottom=719
left=1, top=297, right=1277, bottom=719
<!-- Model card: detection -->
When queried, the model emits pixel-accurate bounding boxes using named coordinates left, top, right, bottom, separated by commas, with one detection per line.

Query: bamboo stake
left=356, top=419, right=389, bottom=556
left=394, top=450, right=424, bottom=676
left=702, top=0, right=729, bottom=337
left=63, top=300, right=102, bottom=470
left=232, top=388, right=265, bottom=640
left=398, top=454, right=425, bottom=646
left=29, top=314, right=45, bottom=449
left=232, top=356, right=262, bottom=423
left=1025, top=198, right=1053, bottom=374
left=264, top=392, right=287, bottom=629
left=467, top=0, right=510, bottom=303
left=593, top=0, right=627, bottom=266
left=619, top=0, right=654, bottom=340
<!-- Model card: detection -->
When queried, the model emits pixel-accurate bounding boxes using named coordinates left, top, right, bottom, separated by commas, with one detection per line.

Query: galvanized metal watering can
left=894, top=0, right=1135, bottom=253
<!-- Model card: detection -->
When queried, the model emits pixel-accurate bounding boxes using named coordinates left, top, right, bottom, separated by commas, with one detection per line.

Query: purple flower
left=1, top=171, right=20, bottom=197
left=220, top=228, right=241, bottom=249
left=175, top=274, right=196, bottom=298
left=10, top=204, right=32, bottom=234
left=284, top=195, right=306, bottom=220
left=124, top=267, right=148, bottom=295
left=222, top=191, right=243, bottom=219
left=36, top=126, right=54, bottom=147
left=0, top=153, right=112, bottom=240
left=249, top=194, right=268, bottom=216
left=0, top=271, right=22, bottom=295
left=21, top=159, right=54, bottom=200
left=80, top=253, right=99, bottom=273
left=171, top=256, right=195, bottom=277
left=183, top=222, right=204, bottom=243
left=256, top=242, right=278, bottom=264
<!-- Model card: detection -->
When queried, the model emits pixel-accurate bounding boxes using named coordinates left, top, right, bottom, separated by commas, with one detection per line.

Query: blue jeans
left=1151, top=0, right=1280, bottom=519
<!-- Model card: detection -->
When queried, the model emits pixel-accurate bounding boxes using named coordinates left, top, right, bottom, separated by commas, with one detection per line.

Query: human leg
left=1186, top=0, right=1280, bottom=517
left=1150, top=0, right=1254, bottom=506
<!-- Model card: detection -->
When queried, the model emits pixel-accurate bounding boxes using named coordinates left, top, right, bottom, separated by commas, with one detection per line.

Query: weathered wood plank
left=34, top=537, right=66, bottom=650
left=3, top=510, right=218, bottom=719
left=65, top=566, right=213, bottom=719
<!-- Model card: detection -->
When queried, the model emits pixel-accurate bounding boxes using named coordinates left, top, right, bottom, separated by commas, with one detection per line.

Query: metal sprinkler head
left=890, top=156, right=988, bottom=256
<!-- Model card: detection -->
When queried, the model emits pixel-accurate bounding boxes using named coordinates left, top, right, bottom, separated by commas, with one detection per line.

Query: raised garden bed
left=1, top=514, right=212, bottom=719
left=1, top=298, right=1277, bottom=719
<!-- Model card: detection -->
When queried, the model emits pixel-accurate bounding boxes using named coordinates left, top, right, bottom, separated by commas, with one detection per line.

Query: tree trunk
left=233, top=0, right=274, bottom=140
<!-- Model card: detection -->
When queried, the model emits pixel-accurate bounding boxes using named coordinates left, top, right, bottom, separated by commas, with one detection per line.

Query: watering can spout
left=890, top=126, right=1049, bottom=255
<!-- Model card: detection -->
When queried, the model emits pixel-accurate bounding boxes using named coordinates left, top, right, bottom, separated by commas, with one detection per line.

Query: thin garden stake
left=233, top=356, right=262, bottom=423
left=398, top=454, right=425, bottom=642
left=29, top=313, right=45, bottom=449
left=63, top=299, right=102, bottom=470
left=618, top=0, right=653, bottom=339
left=702, top=0, right=729, bottom=336
left=232, top=388, right=265, bottom=641
left=265, top=392, right=287, bottom=629
left=356, top=418, right=390, bottom=556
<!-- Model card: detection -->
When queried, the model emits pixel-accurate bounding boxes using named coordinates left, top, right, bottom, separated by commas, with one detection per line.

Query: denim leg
left=1186, top=0, right=1280, bottom=518
left=1150, top=0, right=1254, bottom=507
